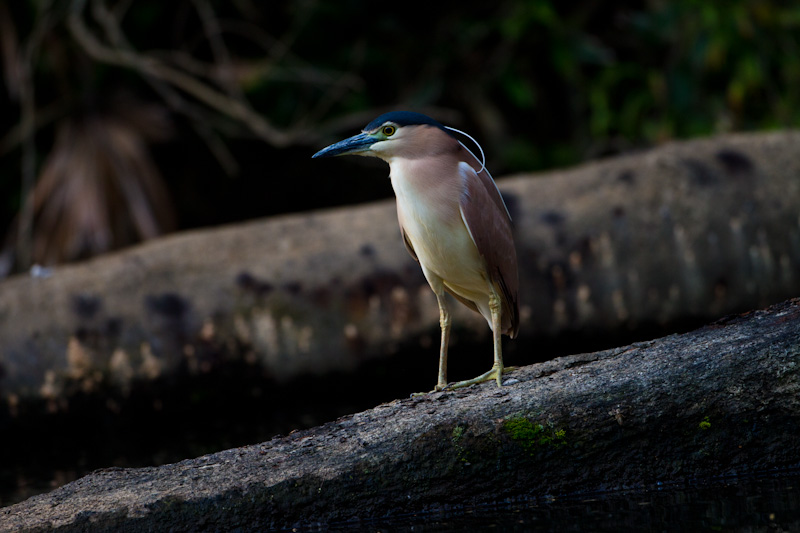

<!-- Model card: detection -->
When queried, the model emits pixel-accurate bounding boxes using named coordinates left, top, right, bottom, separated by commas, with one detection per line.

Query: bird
left=313, top=111, right=519, bottom=391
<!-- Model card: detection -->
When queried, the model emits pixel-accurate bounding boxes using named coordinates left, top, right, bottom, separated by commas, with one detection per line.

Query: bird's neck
left=388, top=156, right=463, bottom=225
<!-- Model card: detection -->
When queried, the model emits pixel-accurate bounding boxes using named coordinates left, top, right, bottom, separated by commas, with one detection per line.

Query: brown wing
left=458, top=162, right=520, bottom=338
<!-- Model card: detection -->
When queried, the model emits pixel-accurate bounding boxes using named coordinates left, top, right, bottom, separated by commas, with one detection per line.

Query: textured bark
left=2, top=298, right=799, bottom=531
left=1, top=130, right=799, bottom=404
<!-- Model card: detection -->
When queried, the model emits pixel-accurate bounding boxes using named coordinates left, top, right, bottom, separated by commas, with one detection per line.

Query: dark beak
left=312, top=132, right=374, bottom=158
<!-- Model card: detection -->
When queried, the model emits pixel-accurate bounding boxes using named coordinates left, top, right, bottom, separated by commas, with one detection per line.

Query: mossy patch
left=699, top=416, right=711, bottom=430
left=450, top=424, right=472, bottom=464
left=503, top=416, right=567, bottom=455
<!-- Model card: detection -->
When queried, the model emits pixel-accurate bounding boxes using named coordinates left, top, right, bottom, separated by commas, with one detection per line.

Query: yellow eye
left=381, top=125, right=396, bottom=137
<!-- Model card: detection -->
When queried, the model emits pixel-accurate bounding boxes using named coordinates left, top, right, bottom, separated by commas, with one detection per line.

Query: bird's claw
left=438, top=365, right=517, bottom=391
left=409, top=366, right=518, bottom=396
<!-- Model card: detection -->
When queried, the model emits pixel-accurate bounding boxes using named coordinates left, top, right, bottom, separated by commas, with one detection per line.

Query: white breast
left=389, top=159, right=488, bottom=301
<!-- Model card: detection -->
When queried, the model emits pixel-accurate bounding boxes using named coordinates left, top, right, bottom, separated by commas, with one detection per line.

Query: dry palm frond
left=12, top=96, right=175, bottom=267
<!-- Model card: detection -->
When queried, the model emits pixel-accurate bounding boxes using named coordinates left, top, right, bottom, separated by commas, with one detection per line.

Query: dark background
left=2, top=0, right=800, bottom=510
left=2, top=0, right=798, bottom=273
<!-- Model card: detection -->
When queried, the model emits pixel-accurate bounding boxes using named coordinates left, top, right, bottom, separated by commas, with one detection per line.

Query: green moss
left=503, top=416, right=567, bottom=455
left=699, top=416, right=711, bottom=430
left=450, top=425, right=472, bottom=464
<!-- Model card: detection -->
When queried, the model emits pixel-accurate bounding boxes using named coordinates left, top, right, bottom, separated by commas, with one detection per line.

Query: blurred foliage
left=1, top=0, right=799, bottom=273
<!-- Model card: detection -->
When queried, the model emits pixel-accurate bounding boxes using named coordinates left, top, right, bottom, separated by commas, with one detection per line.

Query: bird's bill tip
left=312, top=132, right=374, bottom=159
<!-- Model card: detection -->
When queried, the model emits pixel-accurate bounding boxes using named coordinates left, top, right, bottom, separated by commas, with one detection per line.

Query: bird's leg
left=435, top=293, right=450, bottom=391
left=444, top=291, right=513, bottom=390
left=489, top=292, right=504, bottom=386
left=410, top=292, right=451, bottom=396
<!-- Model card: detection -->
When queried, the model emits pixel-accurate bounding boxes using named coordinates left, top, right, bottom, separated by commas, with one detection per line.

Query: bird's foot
left=410, top=381, right=450, bottom=396
left=409, top=366, right=517, bottom=396
left=441, top=364, right=517, bottom=391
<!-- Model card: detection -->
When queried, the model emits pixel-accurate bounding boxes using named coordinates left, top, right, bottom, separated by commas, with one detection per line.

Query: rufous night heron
left=313, top=111, right=519, bottom=391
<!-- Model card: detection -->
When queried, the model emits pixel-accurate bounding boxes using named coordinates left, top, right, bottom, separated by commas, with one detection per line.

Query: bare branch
left=191, top=0, right=243, bottom=100
left=67, top=0, right=301, bottom=147
left=83, top=0, right=244, bottom=174
left=90, top=0, right=128, bottom=47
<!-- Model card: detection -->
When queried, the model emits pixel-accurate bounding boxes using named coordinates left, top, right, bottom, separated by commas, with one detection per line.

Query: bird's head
left=312, top=111, right=454, bottom=162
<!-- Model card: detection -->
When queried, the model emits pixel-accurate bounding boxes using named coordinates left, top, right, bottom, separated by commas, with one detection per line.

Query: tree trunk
left=1, top=130, right=799, bottom=405
left=3, top=297, right=799, bottom=531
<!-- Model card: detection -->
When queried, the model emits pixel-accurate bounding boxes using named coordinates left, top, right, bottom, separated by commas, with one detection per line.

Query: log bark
left=1, top=130, right=799, bottom=404
left=3, top=298, right=799, bottom=531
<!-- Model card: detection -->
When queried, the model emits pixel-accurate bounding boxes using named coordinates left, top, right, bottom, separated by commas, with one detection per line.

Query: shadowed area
left=2, top=297, right=799, bottom=530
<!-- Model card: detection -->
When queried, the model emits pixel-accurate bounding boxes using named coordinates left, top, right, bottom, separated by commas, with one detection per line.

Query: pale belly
left=395, top=192, right=489, bottom=303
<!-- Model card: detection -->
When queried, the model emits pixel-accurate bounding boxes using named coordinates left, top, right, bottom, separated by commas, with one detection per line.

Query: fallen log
left=1, top=130, right=799, bottom=405
left=3, top=297, right=799, bottom=531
